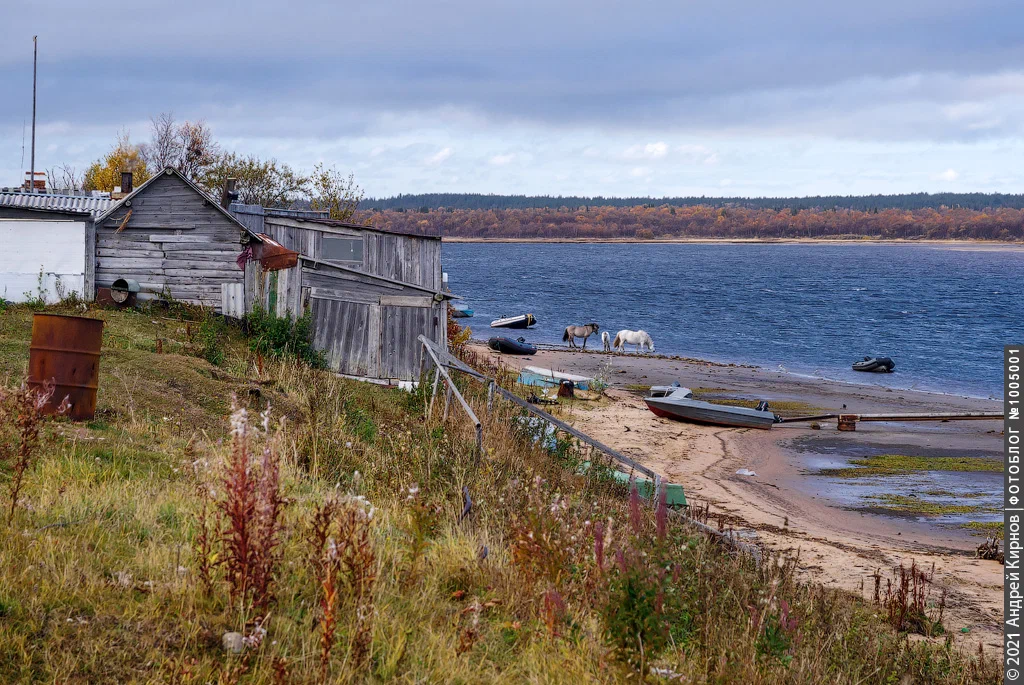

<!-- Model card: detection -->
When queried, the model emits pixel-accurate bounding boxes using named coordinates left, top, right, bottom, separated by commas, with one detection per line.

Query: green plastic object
left=578, top=462, right=687, bottom=508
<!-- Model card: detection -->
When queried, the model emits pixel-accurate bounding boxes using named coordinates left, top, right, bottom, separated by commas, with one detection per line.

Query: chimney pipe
left=121, top=171, right=133, bottom=194
left=220, top=177, right=238, bottom=209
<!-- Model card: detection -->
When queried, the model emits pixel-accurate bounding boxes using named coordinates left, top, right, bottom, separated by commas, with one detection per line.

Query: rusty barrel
left=27, top=314, right=104, bottom=420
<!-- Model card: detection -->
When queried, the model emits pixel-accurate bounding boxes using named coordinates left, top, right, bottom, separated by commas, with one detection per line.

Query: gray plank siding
left=94, top=172, right=246, bottom=308
left=381, top=304, right=440, bottom=379
left=262, top=217, right=440, bottom=291
left=229, top=204, right=266, bottom=235
left=311, top=298, right=373, bottom=377
left=244, top=213, right=444, bottom=380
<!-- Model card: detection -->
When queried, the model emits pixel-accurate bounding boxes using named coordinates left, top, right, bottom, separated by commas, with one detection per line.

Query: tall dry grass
left=0, top=306, right=1003, bottom=683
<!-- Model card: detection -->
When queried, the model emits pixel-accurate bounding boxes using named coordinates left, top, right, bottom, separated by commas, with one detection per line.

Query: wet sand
left=474, top=342, right=1005, bottom=650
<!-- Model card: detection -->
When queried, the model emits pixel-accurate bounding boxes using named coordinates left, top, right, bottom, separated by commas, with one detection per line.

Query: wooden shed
left=232, top=205, right=449, bottom=382
left=92, top=167, right=253, bottom=308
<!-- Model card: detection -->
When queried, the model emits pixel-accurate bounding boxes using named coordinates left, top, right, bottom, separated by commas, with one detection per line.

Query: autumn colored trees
left=82, top=131, right=151, bottom=192
left=359, top=204, right=1024, bottom=241
left=77, top=115, right=362, bottom=213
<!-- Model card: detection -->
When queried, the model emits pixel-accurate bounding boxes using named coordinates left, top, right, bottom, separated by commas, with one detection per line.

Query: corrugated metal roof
left=0, top=192, right=114, bottom=215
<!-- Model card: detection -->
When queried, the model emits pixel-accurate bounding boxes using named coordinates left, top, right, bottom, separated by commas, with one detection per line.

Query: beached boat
left=490, top=313, right=536, bottom=329
left=643, top=385, right=779, bottom=429
left=518, top=366, right=594, bottom=390
left=487, top=336, right=537, bottom=355
left=852, top=356, right=895, bottom=373
left=452, top=305, right=474, bottom=318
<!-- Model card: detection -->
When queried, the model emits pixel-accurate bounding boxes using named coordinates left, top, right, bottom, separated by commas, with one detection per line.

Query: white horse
left=613, top=329, right=655, bottom=354
left=601, top=330, right=611, bottom=352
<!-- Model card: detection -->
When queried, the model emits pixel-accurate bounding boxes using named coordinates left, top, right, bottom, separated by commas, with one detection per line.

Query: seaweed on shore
left=862, top=494, right=983, bottom=516
left=818, top=453, right=1003, bottom=478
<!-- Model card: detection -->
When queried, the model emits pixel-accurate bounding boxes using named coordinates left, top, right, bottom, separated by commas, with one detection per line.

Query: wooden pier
left=781, top=411, right=1003, bottom=431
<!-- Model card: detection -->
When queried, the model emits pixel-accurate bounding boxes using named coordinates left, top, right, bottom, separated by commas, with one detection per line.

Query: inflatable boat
left=487, top=336, right=537, bottom=355
left=852, top=356, right=895, bottom=373
left=490, top=313, right=536, bottom=329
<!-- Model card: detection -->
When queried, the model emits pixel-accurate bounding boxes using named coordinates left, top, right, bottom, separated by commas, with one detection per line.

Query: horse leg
left=582, top=334, right=587, bottom=350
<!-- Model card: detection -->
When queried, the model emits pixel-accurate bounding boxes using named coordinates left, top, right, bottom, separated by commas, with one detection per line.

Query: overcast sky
left=2, top=1, right=1023, bottom=198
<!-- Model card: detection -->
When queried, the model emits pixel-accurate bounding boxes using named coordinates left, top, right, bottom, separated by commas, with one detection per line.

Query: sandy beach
left=472, top=341, right=1006, bottom=651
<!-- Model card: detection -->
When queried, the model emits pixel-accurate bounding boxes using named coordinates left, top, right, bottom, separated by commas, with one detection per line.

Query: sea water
left=442, top=242, right=1024, bottom=398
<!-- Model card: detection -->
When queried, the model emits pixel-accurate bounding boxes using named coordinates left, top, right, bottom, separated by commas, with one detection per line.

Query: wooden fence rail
left=419, top=337, right=483, bottom=461
left=416, top=335, right=763, bottom=562
left=418, top=336, right=660, bottom=495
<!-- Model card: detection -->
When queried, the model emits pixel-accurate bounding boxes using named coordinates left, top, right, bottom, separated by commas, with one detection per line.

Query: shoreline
left=489, top=341, right=1001, bottom=401
left=445, top=236, right=1024, bottom=249
left=474, top=341, right=1005, bottom=651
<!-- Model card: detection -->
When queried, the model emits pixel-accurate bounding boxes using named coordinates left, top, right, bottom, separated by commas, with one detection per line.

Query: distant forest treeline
left=357, top=205, right=1024, bottom=241
left=361, top=191, right=1024, bottom=212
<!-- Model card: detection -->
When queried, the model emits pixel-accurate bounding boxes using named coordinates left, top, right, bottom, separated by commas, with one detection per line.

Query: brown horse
left=563, top=323, right=600, bottom=349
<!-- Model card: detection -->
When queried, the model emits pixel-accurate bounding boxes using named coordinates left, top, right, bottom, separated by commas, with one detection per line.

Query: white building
left=0, top=204, right=94, bottom=304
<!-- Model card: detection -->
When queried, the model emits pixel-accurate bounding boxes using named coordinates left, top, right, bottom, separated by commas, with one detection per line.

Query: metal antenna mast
left=30, top=36, right=38, bottom=193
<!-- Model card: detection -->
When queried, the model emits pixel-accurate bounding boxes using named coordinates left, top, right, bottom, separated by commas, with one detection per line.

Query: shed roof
left=94, top=167, right=258, bottom=240
left=299, top=255, right=455, bottom=298
left=0, top=204, right=93, bottom=219
left=0, top=192, right=113, bottom=216
left=265, top=212, right=441, bottom=241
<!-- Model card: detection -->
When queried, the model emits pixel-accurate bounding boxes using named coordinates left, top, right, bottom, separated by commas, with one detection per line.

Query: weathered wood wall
left=230, top=205, right=446, bottom=381
left=245, top=256, right=443, bottom=380
left=96, top=171, right=246, bottom=308
left=259, top=215, right=442, bottom=291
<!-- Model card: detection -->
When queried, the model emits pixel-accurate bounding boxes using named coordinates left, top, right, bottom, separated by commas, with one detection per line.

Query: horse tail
left=613, top=333, right=622, bottom=348
left=562, top=327, right=570, bottom=342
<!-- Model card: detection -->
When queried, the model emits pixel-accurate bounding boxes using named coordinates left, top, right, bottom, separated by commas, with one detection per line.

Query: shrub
left=0, top=380, right=66, bottom=523
left=197, top=315, right=228, bottom=366
left=599, top=486, right=691, bottom=671
left=447, top=308, right=471, bottom=359
left=245, top=305, right=325, bottom=368
left=873, top=560, right=946, bottom=636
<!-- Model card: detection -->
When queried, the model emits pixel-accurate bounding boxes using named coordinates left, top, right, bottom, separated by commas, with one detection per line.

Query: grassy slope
left=0, top=305, right=1002, bottom=684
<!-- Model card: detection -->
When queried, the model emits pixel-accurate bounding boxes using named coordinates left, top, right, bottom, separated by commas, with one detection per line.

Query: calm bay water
left=442, top=242, right=1024, bottom=398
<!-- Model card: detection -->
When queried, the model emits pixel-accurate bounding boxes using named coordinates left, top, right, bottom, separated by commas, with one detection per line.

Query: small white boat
left=643, top=385, right=779, bottom=430
left=491, top=313, right=536, bottom=329
left=519, top=366, right=594, bottom=389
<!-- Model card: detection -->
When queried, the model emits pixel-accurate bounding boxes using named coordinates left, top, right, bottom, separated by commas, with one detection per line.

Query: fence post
left=443, top=383, right=453, bottom=423
left=427, top=368, right=441, bottom=418
left=487, top=381, right=494, bottom=413
left=475, top=424, right=483, bottom=467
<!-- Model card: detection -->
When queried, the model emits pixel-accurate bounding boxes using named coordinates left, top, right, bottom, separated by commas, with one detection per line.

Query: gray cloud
left=2, top=0, right=1024, bottom=194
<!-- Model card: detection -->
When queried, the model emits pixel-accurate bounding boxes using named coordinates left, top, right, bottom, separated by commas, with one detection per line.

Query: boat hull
left=644, top=397, right=776, bottom=429
left=518, top=366, right=592, bottom=390
left=452, top=308, right=473, bottom=318
left=490, top=313, right=536, bottom=329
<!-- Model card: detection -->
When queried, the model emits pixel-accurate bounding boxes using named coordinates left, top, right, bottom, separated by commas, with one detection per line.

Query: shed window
left=322, top=236, right=363, bottom=263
